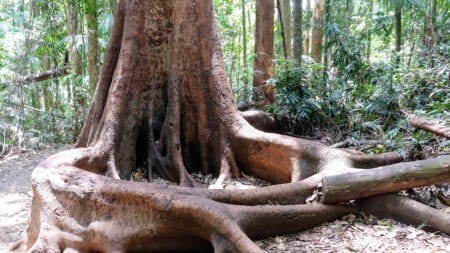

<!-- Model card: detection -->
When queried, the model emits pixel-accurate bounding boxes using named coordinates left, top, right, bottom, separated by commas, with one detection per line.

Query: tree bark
left=253, top=0, right=275, bottom=104
left=311, top=0, right=324, bottom=63
left=322, top=155, right=450, bottom=204
left=24, top=1, right=450, bottom=251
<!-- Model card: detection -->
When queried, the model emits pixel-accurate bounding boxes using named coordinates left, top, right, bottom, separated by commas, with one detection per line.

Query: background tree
left=293, top=0, right=303, bottom=65
left=278, top=0, right=293, bottom=59
left=311, top=0, right=325, bottom=63
left=253, top=0, right=275, bottom=103
left=84, top=0, right=100, bottom=95
left=394, top=1, right=402, bottom=66
left=303, top=0, right=312, bottom=55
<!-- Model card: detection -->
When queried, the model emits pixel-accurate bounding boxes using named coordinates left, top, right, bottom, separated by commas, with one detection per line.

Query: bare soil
left=0, top=147, right=449, bottom=252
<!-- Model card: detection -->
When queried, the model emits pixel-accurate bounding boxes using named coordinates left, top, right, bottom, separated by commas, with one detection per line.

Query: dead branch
left=0, top=66, right=70, bottom=87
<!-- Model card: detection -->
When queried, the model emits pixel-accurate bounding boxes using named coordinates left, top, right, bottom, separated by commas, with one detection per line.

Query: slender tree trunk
left=293, top=0, right=303, bottom=65
left=277, top=0, right=288, bottom=59
left=311, top=0, right=324, bottom=63
left=67, top=0, right=84, bottom=141
left=408, top=26, right=415, bottom=67
left=394, top=5, right=402, bottom=67
left=253, top=0, right=275, bottom=103
left=423, top=0, right=437, bottom=67
left=230, top=35, right=236, bottom=87
left=303, top=0, right=311, bottom=55
left=242, top=0, right=248, bottom=87
left=85, top=0, right=100, bottom=96
left=323, top=0, right=329, bottom=79
left=278, top=0, right=292, bottom=59
left=366, top=0, right=373, bottom=62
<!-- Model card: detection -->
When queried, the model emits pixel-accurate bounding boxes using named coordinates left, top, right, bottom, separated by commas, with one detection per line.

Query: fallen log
left=322, top=155, right=450, bottom=204
left=408, top=114, right=450, bottom=139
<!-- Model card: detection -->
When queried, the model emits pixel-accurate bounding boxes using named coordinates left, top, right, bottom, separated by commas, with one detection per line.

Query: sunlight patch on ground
left=0, top=192, right=30, bottom=252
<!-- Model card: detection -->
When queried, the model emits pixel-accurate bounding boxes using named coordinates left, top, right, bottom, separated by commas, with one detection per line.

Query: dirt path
left=0, top=148, right=449, bottom=252
left=0, top=148, right=64, bottom=252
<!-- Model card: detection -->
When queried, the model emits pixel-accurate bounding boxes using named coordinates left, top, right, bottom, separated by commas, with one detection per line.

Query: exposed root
left=210, top=146, right=241, bottom=189
left=360, top=194, right=450, bottom=234
left=106, top=152, right=121, bottom=179
left=25, top=160, right=356, bottom=252
left=240, top=110, right=277, bottom=132
left=235, top=204, right=356, bottom=239
left=349, top=152, right=404, bottom=168
left=25, top=133, right=450, bottom=252
left=153, top=73, right=195, bottom=186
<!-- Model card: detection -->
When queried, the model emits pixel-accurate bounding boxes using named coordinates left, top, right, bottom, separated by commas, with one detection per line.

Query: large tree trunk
left=24, top=1, right=450, bottom=252
left=253, top=0, right=275, bottom=103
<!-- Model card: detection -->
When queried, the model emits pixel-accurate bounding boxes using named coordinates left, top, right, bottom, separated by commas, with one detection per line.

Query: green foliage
left=0, top=0, right=110, bottom=149
left=267, top=64, right=351, bottom=134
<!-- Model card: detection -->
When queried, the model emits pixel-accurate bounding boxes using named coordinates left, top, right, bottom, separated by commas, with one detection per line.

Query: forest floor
left=0, top=146, right=449, bottom=252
